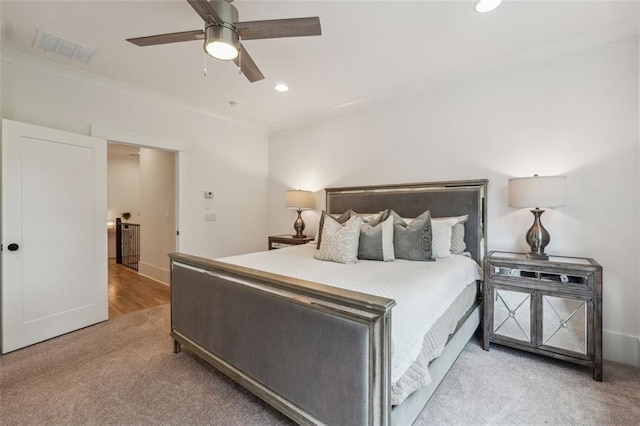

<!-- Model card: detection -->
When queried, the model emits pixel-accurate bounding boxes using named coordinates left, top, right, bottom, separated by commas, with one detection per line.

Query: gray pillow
left=317, top=210, right=354, bottom=249
left=388, top=209, right=434, bottom=261
left=358, top=216, right=395, bottom=261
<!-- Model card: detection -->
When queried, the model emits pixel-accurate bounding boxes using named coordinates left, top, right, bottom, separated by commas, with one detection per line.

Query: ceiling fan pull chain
left=203, top=52, right=208, bottom=76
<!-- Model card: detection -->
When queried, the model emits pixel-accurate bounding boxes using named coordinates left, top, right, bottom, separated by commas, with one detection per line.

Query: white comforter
left=218, top=243, right=482, bottom=386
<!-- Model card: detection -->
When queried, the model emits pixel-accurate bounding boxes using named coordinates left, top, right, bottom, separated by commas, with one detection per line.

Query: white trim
left=603, top=329, right=640, bottom=367
left=637, top=33, right=640, bottom=366
left=138, top=262, right=170, bottom=286
left=1, top=48, right=265, bottom=131
left=91, top=125, right=184, bottom=254
left=91, top=125, right=188, bottom=152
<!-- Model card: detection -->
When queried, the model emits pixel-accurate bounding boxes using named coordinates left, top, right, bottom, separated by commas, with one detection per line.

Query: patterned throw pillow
left=315, top=215, right=363, bottom=264
left=388, top=210, right=434, bottom=261
left=316, top=210, right=354, bottom=249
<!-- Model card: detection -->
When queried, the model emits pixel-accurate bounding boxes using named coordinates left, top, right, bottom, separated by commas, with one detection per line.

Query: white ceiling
left=1, top=1, right=639, bottom=131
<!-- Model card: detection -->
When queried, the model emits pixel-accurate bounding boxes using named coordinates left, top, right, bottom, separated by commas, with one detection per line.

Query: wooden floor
left=108, top=258, right=170, bottom=319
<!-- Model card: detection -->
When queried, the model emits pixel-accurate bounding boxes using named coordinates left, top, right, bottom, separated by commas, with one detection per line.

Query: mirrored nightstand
left=483, top=251, right=603, bottom=381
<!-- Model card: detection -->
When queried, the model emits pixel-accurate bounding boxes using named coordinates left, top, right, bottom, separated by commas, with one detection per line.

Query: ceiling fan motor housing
left=204, top=0, right=240, bottom=58
left=212, top=0, right=238, bottom=23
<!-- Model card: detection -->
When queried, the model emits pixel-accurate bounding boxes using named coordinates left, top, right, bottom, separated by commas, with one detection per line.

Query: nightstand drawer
left=268, top=235, right=314, bottom=250
left=271, top=242, right=294, bottom=249
left=488, top=259, right=597, bottom=295
left=492, top=266, right=588, bottom=285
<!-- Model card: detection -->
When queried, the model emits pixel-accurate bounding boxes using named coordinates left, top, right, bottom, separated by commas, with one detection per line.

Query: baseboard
left=138, top=262, right=170, bottom=286
left=603, top=330, right=640, bottom=367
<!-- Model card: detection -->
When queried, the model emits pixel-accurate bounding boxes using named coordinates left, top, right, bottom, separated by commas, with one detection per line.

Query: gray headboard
left=325, top=179, right=488, bottom=263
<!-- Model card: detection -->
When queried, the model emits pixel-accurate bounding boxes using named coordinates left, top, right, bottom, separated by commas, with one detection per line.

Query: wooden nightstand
left=483, top=251, right=603, bottom=380
left=268, top=235, right=314, bottom=250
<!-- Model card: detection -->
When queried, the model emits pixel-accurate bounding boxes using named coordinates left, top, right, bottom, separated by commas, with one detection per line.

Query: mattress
left=217, top=243, right=482, bottom=403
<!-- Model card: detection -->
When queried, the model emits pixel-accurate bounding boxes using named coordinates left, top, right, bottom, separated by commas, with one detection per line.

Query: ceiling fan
left=126, top=0, right=321, bottom=83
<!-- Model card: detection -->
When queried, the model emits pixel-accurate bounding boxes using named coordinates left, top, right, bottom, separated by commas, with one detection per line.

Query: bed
left=169, top=179, right=488, bottom=425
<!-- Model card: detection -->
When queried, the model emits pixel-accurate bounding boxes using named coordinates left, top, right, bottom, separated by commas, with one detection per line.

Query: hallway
left=108, top=259, right=170, bottom=319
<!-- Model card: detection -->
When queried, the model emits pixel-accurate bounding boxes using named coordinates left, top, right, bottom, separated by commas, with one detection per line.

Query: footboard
left=169, top=253, right=396, bottom=426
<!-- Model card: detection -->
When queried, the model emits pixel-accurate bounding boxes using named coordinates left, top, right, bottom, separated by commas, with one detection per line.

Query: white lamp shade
left=286, top=190, right=314, bottom=210
left=508, top=175, right=567, bottom=208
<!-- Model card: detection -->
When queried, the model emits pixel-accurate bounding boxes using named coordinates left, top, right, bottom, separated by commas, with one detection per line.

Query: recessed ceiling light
left=274, top=83, right=289, bottom=92
left=475, top=0, right=502, bottom=13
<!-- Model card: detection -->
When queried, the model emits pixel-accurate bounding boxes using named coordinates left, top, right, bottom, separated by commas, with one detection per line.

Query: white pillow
left=314, top=215, right=363, bottom=264
left=431, top=218, right=458, bottom=258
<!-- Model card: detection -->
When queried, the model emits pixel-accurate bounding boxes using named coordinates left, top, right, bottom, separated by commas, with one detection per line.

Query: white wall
left=139, top=148, right=175, bottom=284
left=269, top=38, right=640, bottom=366
left=107, top=150, right=140, bottom=257
left=2, top=51, right=269, bottom=260
left=107, top=151, right=140, bottom=222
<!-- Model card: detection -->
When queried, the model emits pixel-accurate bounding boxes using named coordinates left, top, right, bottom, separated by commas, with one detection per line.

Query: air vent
left=34, top=30, right=95, bottom=64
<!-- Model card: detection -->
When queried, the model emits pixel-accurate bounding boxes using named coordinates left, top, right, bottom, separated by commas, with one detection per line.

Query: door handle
left=7, top=243, right=19, bottom=251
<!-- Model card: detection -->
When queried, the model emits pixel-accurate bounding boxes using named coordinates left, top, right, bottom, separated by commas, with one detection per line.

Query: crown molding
left=1, top=48, right=267, bottom=132
left=269, top=19, right=638, bottom=134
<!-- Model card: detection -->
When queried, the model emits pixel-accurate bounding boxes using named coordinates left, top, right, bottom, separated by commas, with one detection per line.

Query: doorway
left=107, top=143, right=177, bottom=318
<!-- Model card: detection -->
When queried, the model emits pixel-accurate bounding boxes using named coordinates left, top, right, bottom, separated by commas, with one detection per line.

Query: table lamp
left=286, top=189, right=314, bottom=238
left=508, top=174, right=567, bottom=260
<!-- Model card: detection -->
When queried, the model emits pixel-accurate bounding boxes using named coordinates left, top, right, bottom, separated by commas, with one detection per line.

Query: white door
left=1, top=119, right=108, bottom=354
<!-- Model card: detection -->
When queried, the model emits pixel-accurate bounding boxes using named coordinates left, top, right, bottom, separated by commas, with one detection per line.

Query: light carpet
left=1, top=305, right=638, bottom=425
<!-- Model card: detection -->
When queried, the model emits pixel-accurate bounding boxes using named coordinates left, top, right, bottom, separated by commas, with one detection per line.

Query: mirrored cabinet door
left=493, top=288, right=533, bottom=345
left=541, top=294, right=589, bottom=357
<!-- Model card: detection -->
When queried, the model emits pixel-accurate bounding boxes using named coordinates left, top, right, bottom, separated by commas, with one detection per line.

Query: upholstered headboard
left=325, top=179, right=488, bottom=263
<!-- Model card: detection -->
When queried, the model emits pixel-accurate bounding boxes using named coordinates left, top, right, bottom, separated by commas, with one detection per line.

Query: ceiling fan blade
left=127, top=30, right=204, bottom=47
left=236, top=17, right=321, bottom=40
left=233, top=44, right=264, bottom=83
left=186, top=0, right=222, bottom=24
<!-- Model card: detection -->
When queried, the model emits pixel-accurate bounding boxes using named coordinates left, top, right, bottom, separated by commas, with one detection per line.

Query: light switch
left=164, top=211, right=170, bottom=220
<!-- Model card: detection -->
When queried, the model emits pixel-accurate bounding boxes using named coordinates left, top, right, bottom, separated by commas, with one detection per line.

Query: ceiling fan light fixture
left=475, top=0, right=502, bottom=13
left=204, top=24, right=238, bottom=61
